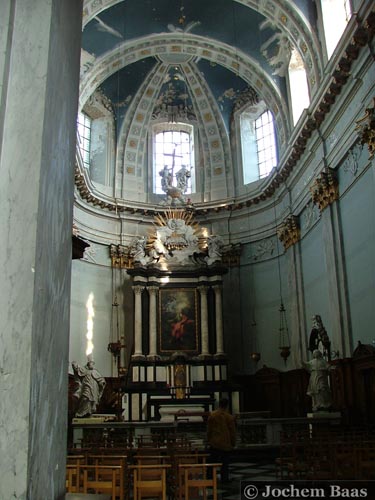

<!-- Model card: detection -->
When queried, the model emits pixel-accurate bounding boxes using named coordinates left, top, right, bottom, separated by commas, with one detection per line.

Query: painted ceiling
left=78, top=0, right=325, bottom=206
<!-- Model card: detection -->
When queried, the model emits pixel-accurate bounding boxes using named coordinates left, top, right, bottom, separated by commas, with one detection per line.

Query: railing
left=71, top=414, right=341, bottom=451
left=236, top=415, right=342, bottom=447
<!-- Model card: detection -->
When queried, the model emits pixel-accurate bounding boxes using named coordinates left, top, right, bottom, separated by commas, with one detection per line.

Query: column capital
left=310, top=168, right=339, bottom=212
left=212, top=284, right=222, bottom=292
left=147, top=285, right=159, bottom=295
left=110, top=243, right=132, bottom=269
left=132, top=285, right=145, bottom=295
left=277, top=215, right=300, bottom=250
left=197, top=285, right=209, bottom=295
left=355, top=97, right=375, bottom=159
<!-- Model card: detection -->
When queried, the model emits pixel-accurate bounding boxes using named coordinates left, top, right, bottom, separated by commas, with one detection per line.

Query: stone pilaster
left=321, top=204, right=352, bottom=357
left=198, top=286, right=210, bottom=356
left=132, top=285, right=145, bottom=358
left=213, top=285, right=225, bottom=356
left=287, top=244, right=307, bottom=367
left=148, top=286, right=159, bottom=358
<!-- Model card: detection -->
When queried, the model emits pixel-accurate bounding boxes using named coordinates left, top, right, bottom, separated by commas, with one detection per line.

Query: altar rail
left=236, top=414, right=341, bottom=447
left=71, top=414, right=341, bottom=451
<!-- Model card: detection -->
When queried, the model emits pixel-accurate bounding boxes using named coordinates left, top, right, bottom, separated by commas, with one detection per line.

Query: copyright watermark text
left=241, top=481, right=373, bottom=499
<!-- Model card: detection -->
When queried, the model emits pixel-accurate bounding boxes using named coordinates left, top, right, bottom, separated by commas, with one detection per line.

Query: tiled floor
left=217, top=457, right=277, bottom=499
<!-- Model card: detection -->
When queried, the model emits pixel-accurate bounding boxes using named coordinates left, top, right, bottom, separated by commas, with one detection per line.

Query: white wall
left=70, top=257, right=113, bottom=377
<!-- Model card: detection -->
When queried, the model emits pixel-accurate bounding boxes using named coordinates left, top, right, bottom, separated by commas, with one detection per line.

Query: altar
left=121, top=210, right=240, bottom=421
left=159, top=405, right=207, bottom=423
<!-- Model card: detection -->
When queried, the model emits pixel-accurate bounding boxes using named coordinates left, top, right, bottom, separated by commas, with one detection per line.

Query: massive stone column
left=148, top=286, right=159, bottom=358
left=132, top=285, right=145, bottom=358
left=213, top=285, right=225, bottom=356
left=0, top=1, right=82, bottom=498
left=198, top=286, right=210, bottom=356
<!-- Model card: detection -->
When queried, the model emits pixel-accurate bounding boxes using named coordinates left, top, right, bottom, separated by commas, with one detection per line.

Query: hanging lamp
left=274, top=203, right=291, bottom=364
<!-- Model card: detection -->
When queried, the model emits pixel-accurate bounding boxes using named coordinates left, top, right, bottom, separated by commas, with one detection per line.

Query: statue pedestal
left=307, top=411, right=341, bottom=435
left=72, top=414, right=116, bottom=425
left=307, top=411, right=341, bottom=419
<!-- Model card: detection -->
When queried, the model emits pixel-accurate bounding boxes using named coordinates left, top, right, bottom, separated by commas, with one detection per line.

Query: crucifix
left=159, top=143, right=191, bottom=203
left=164, top=143, right=183, bottom=180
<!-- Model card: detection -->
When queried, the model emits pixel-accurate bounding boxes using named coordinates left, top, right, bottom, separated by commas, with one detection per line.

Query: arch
left=79, top=33, right=290, bottom=145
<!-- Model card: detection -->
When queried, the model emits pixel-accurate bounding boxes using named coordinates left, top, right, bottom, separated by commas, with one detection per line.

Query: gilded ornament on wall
left=310, top=169, right=339, bottom=212
left=277, top=215, right=300, bottom=250
left=355, top=97, right=375, bottom=159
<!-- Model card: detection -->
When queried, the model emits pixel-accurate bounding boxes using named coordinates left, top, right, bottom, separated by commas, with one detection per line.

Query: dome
left=76, top=0, right=324, bottom=220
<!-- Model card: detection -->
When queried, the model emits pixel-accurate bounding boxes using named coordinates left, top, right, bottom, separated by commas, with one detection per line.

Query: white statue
left=175, top=165, right=191, bottom=192
left=72, top=360, right=106, bottom=417
left=159, top=157, right=191, bottom=206
left=303, top=350, right=333, bottom=412
left=205, top=235, right=224, bottom=265
left=150, top=238, right=170, bottom=262
left=130, top=236, right=151, bottom=266
left=159, top=165, right=173, bottom=192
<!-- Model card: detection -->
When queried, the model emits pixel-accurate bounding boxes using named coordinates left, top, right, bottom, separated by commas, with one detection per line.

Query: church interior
left=1, top=0, right=375, bottom=498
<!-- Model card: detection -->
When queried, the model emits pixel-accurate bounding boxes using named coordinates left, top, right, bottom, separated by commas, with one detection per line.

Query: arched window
left=152, top=123, right=195, bottom=195
left=288, top=47, right=310, bottom=125
left=321, top=0, right=352, bottom=58
left=77, top=94, right=116, bottom=188
left=240, top=106, right=278, bottom=184
left=77, top=112, right=92, bottom=169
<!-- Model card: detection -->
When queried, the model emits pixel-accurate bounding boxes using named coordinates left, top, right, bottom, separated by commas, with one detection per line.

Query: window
left=255, top=110, right=278, bottom=179
left=288, top=48, right=310, bottom=125
left=153, top=123, right=195, bottom=194
left=241, top=108, right=278, bottom=183
left=321, top=0, right=352, bottom=58
left=77, top=112, right=92, bottom=169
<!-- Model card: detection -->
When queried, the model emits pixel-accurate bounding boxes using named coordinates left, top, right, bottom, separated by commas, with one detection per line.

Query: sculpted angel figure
left=130, top=236, right=151, bottom=266
left=260, top=20, right=292, bottom=77
left=205, top=235, right=224, bottom=265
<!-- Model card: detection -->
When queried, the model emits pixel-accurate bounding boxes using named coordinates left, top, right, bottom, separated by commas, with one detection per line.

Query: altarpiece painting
left=159, top=288, right=198, bottom=354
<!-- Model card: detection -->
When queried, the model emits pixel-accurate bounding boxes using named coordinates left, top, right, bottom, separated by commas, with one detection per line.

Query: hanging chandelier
left=274, top=203, right=291, bottom=365
left=250, top=318, right=261, bottom=363
left=278, top=301, right=291, bottom=364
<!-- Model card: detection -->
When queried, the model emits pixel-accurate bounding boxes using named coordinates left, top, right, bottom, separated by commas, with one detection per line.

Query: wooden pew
left=129, top=464, right=170, bottom=500
left=179, top=463, right=221, bottom=500
left=82, top=464, right=124, bottom=500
